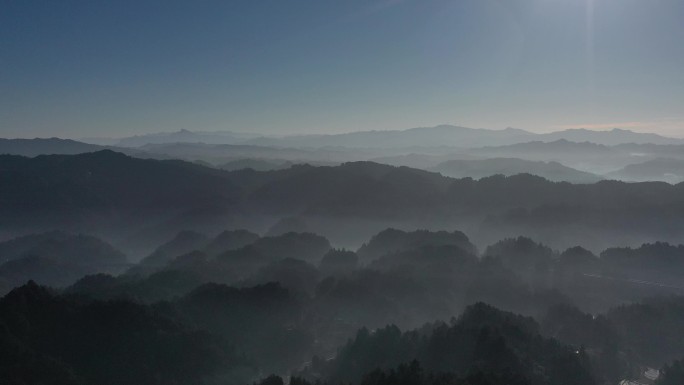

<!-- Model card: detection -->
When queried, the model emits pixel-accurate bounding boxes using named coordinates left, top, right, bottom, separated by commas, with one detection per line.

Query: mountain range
left=81, top=125, right=684, bottom=149
left=2, top=150, right=684, bottom=253
left=89, top=129, right=260, bottom=147
left=4, top=135, right=684, bottom=184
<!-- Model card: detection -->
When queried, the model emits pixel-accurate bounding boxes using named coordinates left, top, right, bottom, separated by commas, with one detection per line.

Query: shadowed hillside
left=430, top=157, right=601, bottom=183
left=2, top=151, right=684, bottom=252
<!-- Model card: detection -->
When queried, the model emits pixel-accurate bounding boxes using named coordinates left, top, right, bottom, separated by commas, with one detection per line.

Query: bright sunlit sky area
left=1, top=0, right=684, bottom=138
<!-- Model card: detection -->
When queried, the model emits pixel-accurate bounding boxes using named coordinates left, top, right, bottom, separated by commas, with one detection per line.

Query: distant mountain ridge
left=536, top=128, right=679, bottom=146
left=112, top=129, right=260, bottom=147
left=476, top=139, right=612, bottom=152
left=4, top=136, right=683, bottom=184
left=252, top=126, right=682, bottom=147
left=245, top=125, right=534, bottom=149
left=90, top=125, right=683, bottom=148
left=0, top=138, right=110, bottom=156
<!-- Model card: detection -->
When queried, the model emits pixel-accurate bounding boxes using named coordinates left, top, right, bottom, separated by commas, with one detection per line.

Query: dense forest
left=1, top=224, right=684, bottom=384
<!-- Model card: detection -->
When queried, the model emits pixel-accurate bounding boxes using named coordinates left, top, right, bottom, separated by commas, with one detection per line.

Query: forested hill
left=4, top=150, right=683, bottom=212
left=2, top=151, right=684, bottom=251
left=0, top=150, right=239, bottom=214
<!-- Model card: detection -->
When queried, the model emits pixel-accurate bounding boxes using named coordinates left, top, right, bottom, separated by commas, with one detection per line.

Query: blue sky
left=2, top=0, right=684, bottom=138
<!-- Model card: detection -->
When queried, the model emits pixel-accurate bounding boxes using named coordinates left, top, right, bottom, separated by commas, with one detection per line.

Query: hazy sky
left=2, top=0, right=684, bottom=138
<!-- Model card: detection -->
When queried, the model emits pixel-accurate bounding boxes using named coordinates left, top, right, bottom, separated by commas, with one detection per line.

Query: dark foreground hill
left=308, top=302, right=595, bottom=385
left=0, top=282, right=247, bottom=385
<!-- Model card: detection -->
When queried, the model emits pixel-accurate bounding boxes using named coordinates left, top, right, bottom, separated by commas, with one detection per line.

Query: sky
left=1, top=0, right=684, bottom=139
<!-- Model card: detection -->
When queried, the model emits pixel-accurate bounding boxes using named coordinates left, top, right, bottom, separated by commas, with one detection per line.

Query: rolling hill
left=2, top=151, right=684, bottom=251
left=606, top=158, right=684, bottom=183
left=430, top=158, right=602, bottom=183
